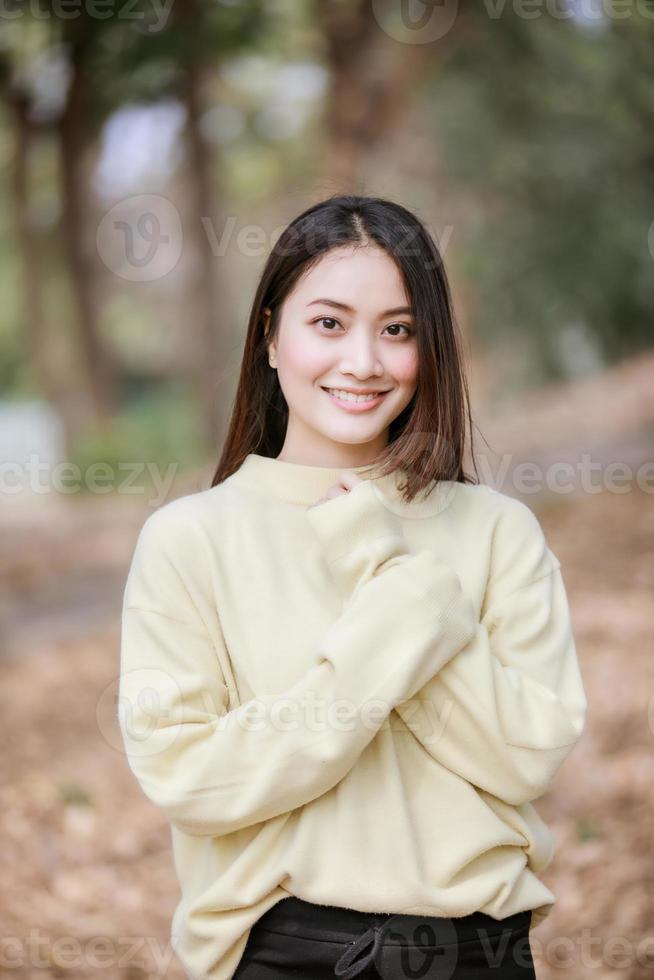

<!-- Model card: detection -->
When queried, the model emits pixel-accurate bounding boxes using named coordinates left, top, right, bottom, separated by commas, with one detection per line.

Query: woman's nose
left=338, top=339, right=383, bottom=377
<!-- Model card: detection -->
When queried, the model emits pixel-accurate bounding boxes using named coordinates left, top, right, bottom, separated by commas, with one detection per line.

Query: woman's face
left=265, top=245, right=419, bottom=467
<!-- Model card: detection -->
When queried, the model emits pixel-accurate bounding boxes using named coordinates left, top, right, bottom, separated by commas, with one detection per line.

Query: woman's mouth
left=321, top=386, right=391, bottom=413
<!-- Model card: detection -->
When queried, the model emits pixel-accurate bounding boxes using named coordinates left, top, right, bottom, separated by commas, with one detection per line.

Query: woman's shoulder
left=456, top=482, right=561, bottom=595
left=398, top=476, right=542, bottom=529
left=454, top=480, right=549, bottom=531
left=131, top=480, right=248, bottom=558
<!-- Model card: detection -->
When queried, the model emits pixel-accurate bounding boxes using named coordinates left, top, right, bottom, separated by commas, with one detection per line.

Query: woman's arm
left=117, top=480, right=477, bottom=837
left=392, top=508, right=588, bottom=807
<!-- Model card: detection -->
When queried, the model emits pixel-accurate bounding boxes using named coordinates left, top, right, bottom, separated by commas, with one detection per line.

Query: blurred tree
left=0, top=0, right=268, bottom=453
left=314, top=0, right=443, bottom=189
left=91, top=0, right=268, bottom=444
left=426, top=4, right=654, bottom=379
left=0, top=46, right=88, bottom=454
left=58, top=14, right=121, bottom=424
left=173, top=0, right=267, bottom=446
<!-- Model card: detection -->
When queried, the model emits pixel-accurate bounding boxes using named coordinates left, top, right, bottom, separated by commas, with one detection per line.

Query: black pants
left=232, top=895, right=537, bottom=979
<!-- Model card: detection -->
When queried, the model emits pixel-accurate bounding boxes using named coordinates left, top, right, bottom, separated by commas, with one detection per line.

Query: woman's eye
left=384, top=323, right=413, bottom=338
left=314, top=317, right=341, bottom=331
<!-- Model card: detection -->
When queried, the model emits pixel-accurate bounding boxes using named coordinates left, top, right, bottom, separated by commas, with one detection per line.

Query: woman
left=118, top=195, right=587, bottom=980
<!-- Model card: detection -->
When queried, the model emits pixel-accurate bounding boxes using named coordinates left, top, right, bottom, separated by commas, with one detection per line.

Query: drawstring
left=334, top=924, right=384, bottom=979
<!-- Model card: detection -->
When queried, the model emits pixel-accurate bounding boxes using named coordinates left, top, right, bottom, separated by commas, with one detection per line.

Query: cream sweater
left=118, top=452, right=587, bottom=980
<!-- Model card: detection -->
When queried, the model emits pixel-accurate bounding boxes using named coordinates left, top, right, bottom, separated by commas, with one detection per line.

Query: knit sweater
left=118, top=452, right=587, bottom=980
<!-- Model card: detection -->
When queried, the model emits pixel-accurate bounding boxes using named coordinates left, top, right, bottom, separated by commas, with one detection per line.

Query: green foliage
left=68, top=381, right=207, bottom=496
left=89, top=0, right=272, bottom=120
left=429, top=9, right=654, bottom=380
left=2, top=0, right=652, bottom=414
left=59, top=781, right=92, bottom=806
left=575, top=816, right=602, bottom=841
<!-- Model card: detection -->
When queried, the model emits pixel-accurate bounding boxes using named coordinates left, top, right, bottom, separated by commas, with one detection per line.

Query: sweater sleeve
left=304, top=478, right=410, bottom=599
left=393, top=501, right=588, bottom=807
left=117, top=486, right=477, bottom=837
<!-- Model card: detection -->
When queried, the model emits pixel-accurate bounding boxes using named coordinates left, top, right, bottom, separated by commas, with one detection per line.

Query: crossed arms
left=118, top=479, right=587, bottom=837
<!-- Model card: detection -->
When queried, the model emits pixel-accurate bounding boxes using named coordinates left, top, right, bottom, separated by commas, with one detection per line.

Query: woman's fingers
left=308, top=470, right=365, bottom=508
left=323, top=471, right=364, bottom=499
left=338, top=470, right=364, bottom=492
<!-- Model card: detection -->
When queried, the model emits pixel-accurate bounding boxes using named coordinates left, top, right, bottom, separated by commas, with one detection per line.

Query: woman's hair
left=210, top=194, right=481, bottom=502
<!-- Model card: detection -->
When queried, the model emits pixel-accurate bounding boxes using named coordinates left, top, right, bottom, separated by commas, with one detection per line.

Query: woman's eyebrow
left=306, top=298, right=414, bottom=317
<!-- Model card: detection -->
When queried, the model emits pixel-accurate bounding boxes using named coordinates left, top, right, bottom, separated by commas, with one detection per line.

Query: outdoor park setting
left=0, top=1, right=653, bottom=978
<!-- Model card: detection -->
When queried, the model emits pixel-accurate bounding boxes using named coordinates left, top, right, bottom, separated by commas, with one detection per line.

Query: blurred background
left=0, top=0, right=653, bottom=977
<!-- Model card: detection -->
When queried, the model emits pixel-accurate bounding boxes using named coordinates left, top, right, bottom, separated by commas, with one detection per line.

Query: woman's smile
left=320, top=385, right=392, bottom=412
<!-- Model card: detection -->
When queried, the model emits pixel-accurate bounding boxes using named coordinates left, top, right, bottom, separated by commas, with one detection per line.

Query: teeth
left=326, top=388, right=385, bottom=403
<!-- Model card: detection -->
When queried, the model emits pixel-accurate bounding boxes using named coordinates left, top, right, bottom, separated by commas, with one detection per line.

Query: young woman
left=118, top=195, right=587, bottom=980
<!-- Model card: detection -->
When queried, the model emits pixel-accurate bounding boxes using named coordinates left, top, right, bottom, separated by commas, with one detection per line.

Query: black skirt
left=232, top=895, right=537, bottom=979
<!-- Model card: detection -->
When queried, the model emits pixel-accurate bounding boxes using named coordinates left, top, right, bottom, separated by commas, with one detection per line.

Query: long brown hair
left=210, top=194, right=482, bottom=503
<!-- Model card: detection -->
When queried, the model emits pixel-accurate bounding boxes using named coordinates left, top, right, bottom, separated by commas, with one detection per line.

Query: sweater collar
left=229, top=453, right=461, bottom=517
left=231, top=453, right=402, bottom=506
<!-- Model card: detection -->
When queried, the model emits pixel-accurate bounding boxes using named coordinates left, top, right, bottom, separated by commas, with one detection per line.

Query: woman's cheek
left=280, top=332, right=331, bottom=380
left=389, top=347, right=419, bottom=387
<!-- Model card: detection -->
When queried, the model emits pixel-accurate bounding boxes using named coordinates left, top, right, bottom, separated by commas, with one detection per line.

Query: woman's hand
left=308, top=470, right=364, bottom=509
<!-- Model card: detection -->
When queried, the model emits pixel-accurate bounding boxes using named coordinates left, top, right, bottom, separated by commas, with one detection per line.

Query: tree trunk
left=8, top=91, right=83, bottom=458
left=177, top=5, right=228, bottom=450
left=313, top=0, right=442, bottom=191
left=58, top=31, right=119, bottom=427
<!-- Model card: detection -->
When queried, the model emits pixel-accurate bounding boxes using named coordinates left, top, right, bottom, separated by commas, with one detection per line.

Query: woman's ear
left=263, top=307, right=276, bottom=368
